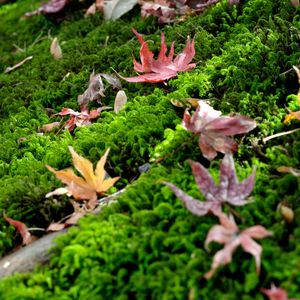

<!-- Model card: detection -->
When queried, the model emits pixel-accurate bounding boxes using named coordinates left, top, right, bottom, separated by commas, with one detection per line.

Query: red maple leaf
left=261, top=284, right=297, bottom=300
left=123, top=28, right=196, bottom=83
left=56, top=107, right=109, bottom=132
left=183, top=101, right=257, bottom=160
left=4, top=215, right=35, bottom=246
left=204, top=212, right=272, bottom=279
left=164, top=153, right=256, bottom=216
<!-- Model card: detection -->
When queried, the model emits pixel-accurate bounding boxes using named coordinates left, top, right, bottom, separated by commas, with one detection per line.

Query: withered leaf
left=50, top=37, right=63, bottom=60
left=114, top=90, right=127, bottom=113
left=205, top=212, right=272, bottom=279
left=46, top=146, right=120, bottom=209
left=261, top=283, right=296, bottom=300
left=164, top=153, right=256, bottom=216
left=4, top=215, right=35, bottom=246
left=25, top=0, right=69, bottom=17
left=55, top=107, right=110, bottom=132
left=183, top=101, right=257, bottom=160
left=104, top=0, right=138, bottom=20
left=78, top=72, right=121, bottom=109
left=41, top=121, right=61, bottom=133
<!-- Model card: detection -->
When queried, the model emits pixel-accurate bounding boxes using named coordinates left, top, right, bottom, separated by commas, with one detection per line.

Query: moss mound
left=0, top=0, right=300, bottom=298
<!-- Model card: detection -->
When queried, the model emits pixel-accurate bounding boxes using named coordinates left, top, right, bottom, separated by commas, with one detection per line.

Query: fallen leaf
left=78, top=72, right=121, bottom=109
left=104, top=0, right=138, bottom=20
left=4, top=215, right=35, bottom=246
left=25, top=0, right=69, bottom=17
left=123, top=28, right=196, bottom=83
left=277, top=203, right=294, bottom=223
left=100, top=73, right=122, bottom=90
left=261, top=283, right=297, bottom=300
left=277, top=166, right=300, bottom=177
left=138, top=0, right=223, bottom=23
left=205, top=212, right=272, bottom=279
left=164, top=153, right=256, bottom=216
left=46, top=146, right=120, bottom=208
left=183, top=101, right=257, bottom=160
left=41, top=121, right=61, bottom=133
left=85, top=0, right=105, bottom=16
left=55, top=107, right=110, bottom=132
left=291, top=0, right=300, bottom=7
left=114, top=90, right=127, bottom=113
left=50, top=37, right=63, bottom=60
left=170, top=98, right=200, bottom=109
left=138, top=0, right=179, bottom=23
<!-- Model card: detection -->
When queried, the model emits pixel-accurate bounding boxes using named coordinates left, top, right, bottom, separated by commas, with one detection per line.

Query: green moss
left=0, top=0, right=300, bottom=298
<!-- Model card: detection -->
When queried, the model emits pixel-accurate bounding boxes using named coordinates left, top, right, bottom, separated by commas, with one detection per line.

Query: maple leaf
left=204, top=212, right=272, bottom=279
left=25, top=0, right=68, bottom=17
left=138, top=0, right=180, bottom=23
left=4, top=215, right=35, bottom=246
left=138, top=0, right=229, bottom=23
left=56, top=107, right=109, bottom=132
left=46, top=147, right=120, bottom=208
left=78, top=72, right=121, bottom=109
left=183, top=101, right=257, bottom=160
left=261, top=283, right=298, bottom=300
left=123, top=28, right=196, bottom=83
left=164, top=153, right=256, bottom=216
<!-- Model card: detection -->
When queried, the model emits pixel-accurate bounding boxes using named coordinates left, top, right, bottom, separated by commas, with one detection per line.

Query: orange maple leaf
left=46, top=147, right=120, bottom=207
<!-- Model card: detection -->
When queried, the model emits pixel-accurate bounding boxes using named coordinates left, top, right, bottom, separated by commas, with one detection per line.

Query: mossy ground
left=0, top=0, right=300, bottom=299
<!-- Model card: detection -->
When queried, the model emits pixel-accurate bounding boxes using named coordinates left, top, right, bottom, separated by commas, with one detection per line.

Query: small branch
left=5, top=56, right=33, bottom=73
left=262, top=128, right=300, bottom=143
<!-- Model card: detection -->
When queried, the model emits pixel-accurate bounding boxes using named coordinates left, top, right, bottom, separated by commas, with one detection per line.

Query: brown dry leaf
left=277, top=166, right=300, bottom=176
left=170, top=98, right=200, bottom=109
left=85, top=0, right=104, bottom=16
left=46, top=147, right=120, bottom=208
left=4, top=215, right=36, bottom=246
left=277, top=203, right=294, bottom=223
left=78, top=72, right=122, bottom=109
left=291, top=0, right=300, bottom=7
left=50, top=37, right=63, bottom=60
left=41, top=122, right=61, bottom=133
left=114, top=90, right=127, bottom=113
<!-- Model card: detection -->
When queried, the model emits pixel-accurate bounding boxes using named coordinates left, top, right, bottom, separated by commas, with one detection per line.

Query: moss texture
left=0, top=0, right=300, bottom=298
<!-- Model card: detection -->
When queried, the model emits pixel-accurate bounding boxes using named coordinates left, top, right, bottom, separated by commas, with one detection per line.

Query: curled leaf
left=25, top=0, right=69, bottom=17
left=40, top=122, right=61, bottom=133
left=114, top=90, right=127, bottom=113
left=50, top=37, right=63, bottom=60
left=4, top=215, right=35, bottom=246
left=104, top=0, right=138, bottom=20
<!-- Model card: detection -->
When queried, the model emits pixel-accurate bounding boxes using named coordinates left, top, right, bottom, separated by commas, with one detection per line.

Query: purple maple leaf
left=164, top=153, right=256, bottom=216
left=183, top=101, right=257, bottom=160
left=204, top=212, right=272, bottom=279
left=25, top=0, right=68, bottom=17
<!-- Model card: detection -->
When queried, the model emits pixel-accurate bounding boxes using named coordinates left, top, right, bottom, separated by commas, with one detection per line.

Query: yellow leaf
left=46, top=147, right=120, bottom=201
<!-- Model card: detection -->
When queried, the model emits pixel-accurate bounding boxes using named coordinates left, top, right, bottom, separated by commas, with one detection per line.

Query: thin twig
left=5, top=56, right=33, bottom=73
left=263, top=128, right=300, bottom=143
